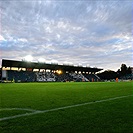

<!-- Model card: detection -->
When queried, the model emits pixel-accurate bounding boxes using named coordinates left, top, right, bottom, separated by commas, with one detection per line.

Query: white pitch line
left=0, top=108, right=39, bottom=112
left=0, top=95, right=132, bottom=121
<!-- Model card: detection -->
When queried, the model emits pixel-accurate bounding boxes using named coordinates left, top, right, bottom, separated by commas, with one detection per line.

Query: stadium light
left=24, top=55, right=33, bottom=62
left=56, top=70, right=62, bottom=74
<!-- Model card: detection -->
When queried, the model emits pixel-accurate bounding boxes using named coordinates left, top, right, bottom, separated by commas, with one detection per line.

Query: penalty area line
left=0, top=95, right=132, bottom=121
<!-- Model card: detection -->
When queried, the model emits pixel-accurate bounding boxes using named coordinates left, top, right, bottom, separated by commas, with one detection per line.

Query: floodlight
left=24, top=55, right=33, bottom=62
left=56, top=70, right=62, bottom=74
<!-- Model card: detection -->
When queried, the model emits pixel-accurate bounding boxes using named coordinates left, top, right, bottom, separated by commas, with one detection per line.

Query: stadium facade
left=1, top=59, right=103, bottom=82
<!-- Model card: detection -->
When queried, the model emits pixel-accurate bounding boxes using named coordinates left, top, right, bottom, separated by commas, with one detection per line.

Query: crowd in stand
left=5, top=70, right=100, bottom=82
left=7, top=70, right=36, bottom=82
left=70, top=73, right=89, bottom=82
left=36, top=71, right=56, bottom=82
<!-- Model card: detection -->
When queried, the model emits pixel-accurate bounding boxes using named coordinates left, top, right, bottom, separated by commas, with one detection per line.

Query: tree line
left=97, top=64, right=132, bottom=80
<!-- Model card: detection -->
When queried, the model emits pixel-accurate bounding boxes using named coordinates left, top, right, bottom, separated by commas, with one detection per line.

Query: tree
left=97, top=70, right=117, bottom=80
left=127, top=67, right=132, bottom=74
left=98, top=64, right=132, bottom=80
left=120, top=64, right=127, bottom=76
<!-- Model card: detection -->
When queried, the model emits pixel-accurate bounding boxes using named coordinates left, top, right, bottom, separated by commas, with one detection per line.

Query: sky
left=0, top=0, right=132, bottom=71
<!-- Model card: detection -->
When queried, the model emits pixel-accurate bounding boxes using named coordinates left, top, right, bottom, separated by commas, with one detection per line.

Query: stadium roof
left=2, top=59, right=103, bottom=73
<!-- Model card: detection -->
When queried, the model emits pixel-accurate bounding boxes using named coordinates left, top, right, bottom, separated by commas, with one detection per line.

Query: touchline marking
left=0, top=95, right=132, bottom=121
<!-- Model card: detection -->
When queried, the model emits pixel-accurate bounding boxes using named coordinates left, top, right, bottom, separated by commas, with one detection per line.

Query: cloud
left=0, top=0, right=132, bottom=71
left=0, top=35, right=5, bottom=41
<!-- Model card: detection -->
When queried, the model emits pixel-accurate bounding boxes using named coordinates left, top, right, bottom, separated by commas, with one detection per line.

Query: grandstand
left=1, top=59, right=103, bottom=82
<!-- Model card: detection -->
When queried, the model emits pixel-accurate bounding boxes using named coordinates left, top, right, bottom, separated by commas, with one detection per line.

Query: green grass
left=0, top=82, right=133, bottom=133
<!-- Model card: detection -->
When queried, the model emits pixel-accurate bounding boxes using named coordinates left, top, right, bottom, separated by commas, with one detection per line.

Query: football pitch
left=0, top=82, right=132, bottom=133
